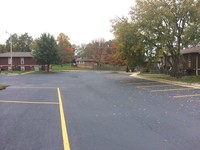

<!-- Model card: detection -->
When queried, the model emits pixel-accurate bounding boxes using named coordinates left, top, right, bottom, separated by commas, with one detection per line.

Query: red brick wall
left=0, top=57, right=37, bottom=71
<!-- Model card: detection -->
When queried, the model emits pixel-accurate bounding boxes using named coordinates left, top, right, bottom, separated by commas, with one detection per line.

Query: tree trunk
left=47, top=64, right=50, bottom=72
left=164, top=53, right=183, bottom=78
left=171, top=54, right=183, bottom=78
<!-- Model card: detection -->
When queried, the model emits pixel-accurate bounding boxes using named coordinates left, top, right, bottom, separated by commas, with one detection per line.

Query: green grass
left=52, top=64, right=80, bottom=72
left=30, top=64, right=86, bottom=74
left=0, top=71, right=28, bottom=74
left=0, top=84, right=8, bottom=90
left=139, top=73, right=200, bottom=83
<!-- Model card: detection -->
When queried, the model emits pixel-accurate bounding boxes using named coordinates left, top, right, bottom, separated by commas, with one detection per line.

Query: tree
left=0, top=44, right=6, bottom=53
left=17, top=33, right=33, bottom=52
left=130, top=0, right=200, bottom=77
left=5, top=33, right=33, bottom=52
left=57, top=33, right=73, bottom=63
left=5, top=33, right=19, bottom=52
left=108, top=40, right=126, bottom=65
left=32, top=33, right=59, bottom=72
left=111, top=17, right=145, bottom=71
left=83, top=39, right=111, bottom=66
left=75, top=44, right=87, bottom=57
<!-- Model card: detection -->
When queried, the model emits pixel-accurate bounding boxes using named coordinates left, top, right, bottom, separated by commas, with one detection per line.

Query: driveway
left=1, top=71, right=200, bottom=150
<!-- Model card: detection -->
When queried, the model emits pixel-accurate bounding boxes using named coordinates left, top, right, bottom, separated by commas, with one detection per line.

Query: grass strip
left=139, top=73, right=200, bottom=83
left=0, top=84, right=9, bottom=90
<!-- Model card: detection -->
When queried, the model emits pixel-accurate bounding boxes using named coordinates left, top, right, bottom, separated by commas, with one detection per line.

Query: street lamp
left=6, top=31, right=13, bottom=71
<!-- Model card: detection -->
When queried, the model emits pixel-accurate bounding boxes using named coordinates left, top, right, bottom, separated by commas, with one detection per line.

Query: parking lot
left=1, top=71, right=200, bottom=150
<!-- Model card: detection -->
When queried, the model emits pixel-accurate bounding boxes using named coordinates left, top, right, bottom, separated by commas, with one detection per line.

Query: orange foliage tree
left=108, top=40, right=126, bottom=65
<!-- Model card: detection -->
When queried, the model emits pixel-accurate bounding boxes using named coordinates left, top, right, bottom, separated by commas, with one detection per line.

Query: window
left=8, top=58, right=11, bottom=64
left=188, top=54, right=191, bottom=68
left=21, top=57, right=24, bottom=64
left=79, top=61, right=84, bottom=64
left=21, top=66, right=25, bottom=71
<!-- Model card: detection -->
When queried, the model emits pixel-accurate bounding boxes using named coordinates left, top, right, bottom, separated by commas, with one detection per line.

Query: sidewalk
left=130, top=72, right=200, bottom=89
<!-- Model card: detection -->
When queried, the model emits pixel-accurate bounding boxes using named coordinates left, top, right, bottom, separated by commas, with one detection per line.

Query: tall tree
left=86, top=38, right=111, bottom=66
left=32, top=33, right=59, bottom=72
left=17, top=33, right=33, bottom=52
left=5, top=33, right=33, bottom=52
left=130, top=0, right=200, bottom=77
left=57, top=33, right=73, bottom=63
left=111, top=17, right=145, bottom=71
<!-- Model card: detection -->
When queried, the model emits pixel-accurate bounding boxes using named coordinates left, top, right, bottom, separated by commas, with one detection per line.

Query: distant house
left=76, top=58, right=97, bottom=69
left=181, top=46, right=200, bottom=76
left=0, top=52, right=39, bottom=71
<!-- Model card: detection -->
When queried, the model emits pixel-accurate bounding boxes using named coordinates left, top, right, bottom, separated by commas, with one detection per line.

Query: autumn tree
left=85, top=39, right=111, bottom=66
left=130, top=0, right=200, bottom=77
left=32, top=33, right=59, bottom=72
left=111, top=17, right=145, bottom=71
left=57, top=33, right=73, bottom=64
left=108, top=40, right=126, bottom=65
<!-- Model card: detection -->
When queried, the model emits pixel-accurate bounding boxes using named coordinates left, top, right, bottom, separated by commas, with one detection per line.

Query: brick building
left=0, top=52, right=39, bottom=71
left=76, top=58, right=97, bottom=69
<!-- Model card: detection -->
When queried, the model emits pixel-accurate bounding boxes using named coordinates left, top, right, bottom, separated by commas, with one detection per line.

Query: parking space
left=117, top=77, right=200, bottom=99
left=0, top=86, right=69, bottom=150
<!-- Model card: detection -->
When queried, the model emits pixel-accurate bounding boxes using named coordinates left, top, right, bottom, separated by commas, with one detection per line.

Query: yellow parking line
left=136, top=84, right=172, bottom=88
left=174, top=94, right=200, bottom=98
left=151, top=88, right=193, bottom=92
left=0, top=100, right=59, bottom=105
left=57, top=88, right=70, bottom=150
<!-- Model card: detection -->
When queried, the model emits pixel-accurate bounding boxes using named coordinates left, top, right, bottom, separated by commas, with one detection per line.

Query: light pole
left=6, top=31, right=13, bottom=71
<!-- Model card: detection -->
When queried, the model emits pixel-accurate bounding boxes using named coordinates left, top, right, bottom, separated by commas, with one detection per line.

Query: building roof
left=181, top=46, right=200, bottom=54
left=76, top=58, right=97, bottom=62
left=0, top=52, right=32, bottom=57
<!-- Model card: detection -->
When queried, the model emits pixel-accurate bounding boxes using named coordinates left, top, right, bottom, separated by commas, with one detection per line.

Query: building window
left=21, top=66, right=25, bottom=71
left=188, top=54, right=191, bottom=68
left=79, top=61, right=84, bottom=64
left=21, top=57, right=24, bottom=64
left=8, top=58, right=11, bottom=64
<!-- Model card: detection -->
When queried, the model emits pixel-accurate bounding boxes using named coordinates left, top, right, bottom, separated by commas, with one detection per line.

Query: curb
left=130, top=72, right=200, bottom=89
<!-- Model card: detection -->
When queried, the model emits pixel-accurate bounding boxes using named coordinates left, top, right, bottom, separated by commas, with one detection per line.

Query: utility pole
left=6, top=31, right=13, bottom=71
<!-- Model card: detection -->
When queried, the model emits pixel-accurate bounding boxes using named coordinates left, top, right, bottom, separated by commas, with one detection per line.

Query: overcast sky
left=0, top=0, right=135, bottom=45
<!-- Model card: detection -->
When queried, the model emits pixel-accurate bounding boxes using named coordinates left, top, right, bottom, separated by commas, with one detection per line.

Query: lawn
left=0, top=84, right=8, bottom=90
left=31, top=64, right=88, bottom=74
left=139, top=73, right=200, bottom=83
left=0, top=71, right=28, bottom=74
left=52, top=64, right=81, bottom=72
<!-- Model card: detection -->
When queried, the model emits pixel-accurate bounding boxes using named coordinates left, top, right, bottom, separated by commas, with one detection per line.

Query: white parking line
left=151, top=88, right=193, bottom=92
left=136, top=84, right=173, bottom=88
left=174, top=94, right=200, bottom=98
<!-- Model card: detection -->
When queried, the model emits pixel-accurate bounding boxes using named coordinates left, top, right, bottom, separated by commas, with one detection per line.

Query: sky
left=0, top=0, right=135, bottom=45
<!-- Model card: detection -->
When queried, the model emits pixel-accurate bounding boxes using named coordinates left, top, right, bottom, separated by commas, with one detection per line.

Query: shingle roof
left=181, top=46, right=200, bottom=54
left=0, top=52, right=32, bottom=57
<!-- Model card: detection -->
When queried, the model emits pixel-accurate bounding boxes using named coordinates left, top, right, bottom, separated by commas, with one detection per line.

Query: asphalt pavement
left=1, top=71, right=200, bottom=150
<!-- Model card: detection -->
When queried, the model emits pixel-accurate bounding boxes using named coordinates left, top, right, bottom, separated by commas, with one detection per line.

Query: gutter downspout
left=196, top=55, right=198, bottom=76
